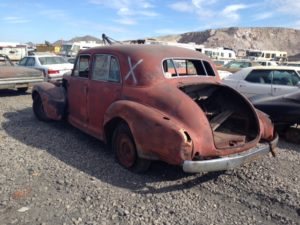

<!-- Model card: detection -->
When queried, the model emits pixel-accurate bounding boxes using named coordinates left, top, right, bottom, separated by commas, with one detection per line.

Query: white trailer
left=0, top=42, right=28, bottom=61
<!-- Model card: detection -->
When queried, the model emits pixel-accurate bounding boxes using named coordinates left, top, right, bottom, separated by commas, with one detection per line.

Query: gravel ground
left=0, top=89, right=299, bottom=225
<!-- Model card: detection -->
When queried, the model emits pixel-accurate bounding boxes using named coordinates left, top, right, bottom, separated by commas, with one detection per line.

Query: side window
left=26, top=57, right=35, bottom=66
left=272, top=70, right=300, bottom=86
left=163, top=59, right=176, bottom=77
left=19, top=57, right=28, bottom=66
left=108, top=56, right=120, bottom=82
left=245, top=70, right=272, bottom=84
left=202, top=60, right=215, bottom=76
left=92, top=55, right=110, bottom=81
left=74, top=55, right=90, bottom=78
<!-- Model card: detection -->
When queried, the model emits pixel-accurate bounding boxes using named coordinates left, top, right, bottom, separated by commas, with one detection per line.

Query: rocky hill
left=155, top=27, right=300, bottom=57
left=53, top=35, right=102, bottom=45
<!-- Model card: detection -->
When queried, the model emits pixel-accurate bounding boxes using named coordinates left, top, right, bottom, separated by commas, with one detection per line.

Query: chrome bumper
left=183, top=135, right=279, bottom=173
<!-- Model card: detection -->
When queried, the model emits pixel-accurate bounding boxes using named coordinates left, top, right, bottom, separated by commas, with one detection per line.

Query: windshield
left=0, top=56, right=13, bottom=66
left=248, top=51, right=262, bottom=57
left=61, top=45, right=72, bottom=51
left=38, top=56, right=68, bottom=65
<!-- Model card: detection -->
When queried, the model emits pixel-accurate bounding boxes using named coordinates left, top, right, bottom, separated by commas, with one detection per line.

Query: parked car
left=251, top=91, right=300, bottom=131
left=218, top=60, right=261, bottom=73
left=223, top=66, right=300, bottom=97
left=0, top=54, right=43, bottom=93
left=256, top=60, right=278, bottom=67
left=284, top=61, right=300, bottom=67
left=19, top=54, right=73, bottom=81
left=31, top=45, right=277, bottom=173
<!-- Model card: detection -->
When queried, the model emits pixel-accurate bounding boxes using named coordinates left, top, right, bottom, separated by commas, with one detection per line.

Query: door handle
left=83, top=86, right=88, bottom=93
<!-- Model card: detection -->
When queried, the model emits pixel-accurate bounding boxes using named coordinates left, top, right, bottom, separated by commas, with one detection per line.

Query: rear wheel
left=17, top=87, right=28, bottom=93
left=33, top=94, right=50, bottom=122
left=112, top=123, right=151, bottom=173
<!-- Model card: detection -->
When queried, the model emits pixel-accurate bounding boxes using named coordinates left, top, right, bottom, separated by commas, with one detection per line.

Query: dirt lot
left=0, top=90, right=299, bottom=225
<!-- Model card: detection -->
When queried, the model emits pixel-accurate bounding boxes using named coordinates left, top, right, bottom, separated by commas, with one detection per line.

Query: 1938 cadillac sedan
left=32, top=45, right=278, bottom=173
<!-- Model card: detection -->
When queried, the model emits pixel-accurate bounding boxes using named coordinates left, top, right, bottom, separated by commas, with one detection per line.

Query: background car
left=223, top=66, right=300, bottom=97
left=251, top=90, right=300, bottom=132
left=19, top=53, right=73, bottom=81
left=0, top=54, right=43, bottom=93
left=217, top=60, right=261, bottom=73
left=256, top=60, right=278, bottom=66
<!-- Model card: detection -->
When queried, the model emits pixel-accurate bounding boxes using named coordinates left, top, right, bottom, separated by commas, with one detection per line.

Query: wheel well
left=32, top=90, right=39, bottom=100
left=104, top=118, right=128, bottom=147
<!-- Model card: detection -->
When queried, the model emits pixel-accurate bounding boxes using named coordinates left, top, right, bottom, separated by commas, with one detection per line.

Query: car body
left=217, top=60, right=261, bottom=73
left=223, top=66, right=300, bottom=97
left=0, top=54, right=44, bottom=92
left=284, top=61, right=300, bottom=67
left=256, top=61, right=278, bottom=67
left=31, top=45, right=277, bottom=173
left=251, top=91, right=300, bottom=131
left=19, top=54, right=73, bottom=81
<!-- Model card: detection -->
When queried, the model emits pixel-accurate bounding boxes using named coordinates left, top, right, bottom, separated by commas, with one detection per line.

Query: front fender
left=104, top=100, right=193, bottom=165
left=32, top=82, right=67, bottom=121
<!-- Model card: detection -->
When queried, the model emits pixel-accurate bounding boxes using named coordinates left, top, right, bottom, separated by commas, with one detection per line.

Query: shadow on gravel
left=2, top=108, right=222, bottom=194
left=0, top=89, right=30, bottom=97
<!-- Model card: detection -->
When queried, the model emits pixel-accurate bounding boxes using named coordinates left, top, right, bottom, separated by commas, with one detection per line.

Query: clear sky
left=0, top=0, right=299, bottom=43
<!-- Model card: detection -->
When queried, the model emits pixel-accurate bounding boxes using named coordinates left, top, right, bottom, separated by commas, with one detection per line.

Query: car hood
left=0, top=66, right=43, bottom=78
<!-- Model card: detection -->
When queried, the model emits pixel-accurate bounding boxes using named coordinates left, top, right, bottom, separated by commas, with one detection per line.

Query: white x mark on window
left=125, top=56, right=143, bottom=85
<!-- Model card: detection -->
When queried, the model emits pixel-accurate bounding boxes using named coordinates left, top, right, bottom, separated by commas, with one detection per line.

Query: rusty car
left=31, top=45, right=278, bottom=173
left=0, top=54, right=44, bottom=93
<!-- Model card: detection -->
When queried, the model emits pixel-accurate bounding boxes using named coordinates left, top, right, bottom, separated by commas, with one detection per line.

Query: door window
left=92, top=55, right=110, bottom=81
left=26, top=57, right=35, bottom=66
left=74, top=55, right=90, bottom=78
left=109, top=56, right=121, bottom=82
left=19, top=57, right=28, bottom=66
left=272, top=70, right=300, bottom=86
left=92, top=54, right=121, bottom=82
left=245, top=70, right=272, bottom=84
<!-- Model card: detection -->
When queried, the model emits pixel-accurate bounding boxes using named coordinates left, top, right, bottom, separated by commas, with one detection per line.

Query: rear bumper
left=182, top=134, right=279, bottom=173
left=0, top=77, right=44, bottom=90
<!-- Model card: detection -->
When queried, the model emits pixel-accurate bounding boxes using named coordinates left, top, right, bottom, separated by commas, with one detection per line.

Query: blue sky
left=0, top=0, right=299, bottom=43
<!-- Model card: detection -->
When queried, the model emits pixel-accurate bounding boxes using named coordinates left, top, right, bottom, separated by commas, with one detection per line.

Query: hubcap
left=117, top=133, right=136, bottom=168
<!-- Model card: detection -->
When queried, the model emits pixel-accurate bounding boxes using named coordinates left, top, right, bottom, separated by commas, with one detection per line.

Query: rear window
left=38, top=56, right=67, bottom=65
left=162, top=59, right=215, bottom=78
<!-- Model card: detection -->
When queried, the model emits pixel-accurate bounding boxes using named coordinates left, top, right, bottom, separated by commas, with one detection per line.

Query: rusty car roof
left=79, top=45, right=219, bottom=86
left=80, top=44, right=211, bottom=60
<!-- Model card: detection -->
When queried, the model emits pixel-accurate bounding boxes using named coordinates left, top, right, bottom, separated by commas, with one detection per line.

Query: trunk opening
left=179, top=84, right=260, bottom=149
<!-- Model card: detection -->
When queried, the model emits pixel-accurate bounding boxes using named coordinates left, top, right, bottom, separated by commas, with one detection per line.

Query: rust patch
left=11, top=187, right=32, bottom=200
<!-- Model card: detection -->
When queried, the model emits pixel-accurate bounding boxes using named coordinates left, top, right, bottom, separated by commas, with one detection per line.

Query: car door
left=86, top=54, right=122, bottom=139
left=67, top=54, right=91, bottom=130
left=237, top=69, right=272, bottom=97
left=271, top=69, right=300, bottom=96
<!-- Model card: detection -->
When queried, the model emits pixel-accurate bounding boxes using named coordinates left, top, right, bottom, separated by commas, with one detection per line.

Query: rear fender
left=104, top=100, right=193, bottom=165
left=256, top=109, right=275, bottom=141
left=32, top=82, right=67, bottom=121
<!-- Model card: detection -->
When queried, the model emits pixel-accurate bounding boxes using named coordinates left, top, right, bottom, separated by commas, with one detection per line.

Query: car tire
left=17, top=87, right=28, bottom=93
left=112, top=123, right=151, bottom=173
left=33, top=94, right=50, bottom=122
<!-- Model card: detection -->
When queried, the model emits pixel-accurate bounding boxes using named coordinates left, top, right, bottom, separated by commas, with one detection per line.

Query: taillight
left=48, top=69, right=59, bottom=75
